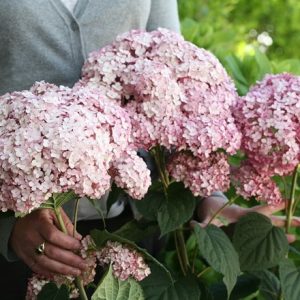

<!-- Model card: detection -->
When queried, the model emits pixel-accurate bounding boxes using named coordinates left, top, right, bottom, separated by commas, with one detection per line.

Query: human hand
left=195, top=195, right=300, bottom=243
left=10, top=208, right=88, bottom=278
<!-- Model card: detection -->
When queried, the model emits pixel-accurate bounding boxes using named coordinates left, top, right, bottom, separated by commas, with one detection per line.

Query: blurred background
left=178, top=0, right=300, bottom=95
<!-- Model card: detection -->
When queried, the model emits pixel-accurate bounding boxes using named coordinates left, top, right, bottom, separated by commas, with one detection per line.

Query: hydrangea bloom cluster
left=0, top=82, right=151, bottom=213
left=231, top=163, right=283, bottom=205
left=96, top=240, right=151, bottom=281
left=80, top=28, right=241, bottom=196
left=232, top=73, right=300, bottom=204
left=234, top=73, right=300, bottom=176
left=167, top=152, right=230, bottom=197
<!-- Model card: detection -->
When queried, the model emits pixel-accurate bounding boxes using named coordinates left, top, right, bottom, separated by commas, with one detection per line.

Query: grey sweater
left=0, top=0, right=180, bottom=261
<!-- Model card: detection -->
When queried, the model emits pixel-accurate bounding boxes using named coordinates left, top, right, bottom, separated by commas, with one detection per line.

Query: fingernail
left=74, top=269, right=81, bottom=276
left=76, top=233, right=82, bottom=240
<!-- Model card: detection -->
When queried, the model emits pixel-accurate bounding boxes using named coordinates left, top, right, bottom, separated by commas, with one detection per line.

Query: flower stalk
left=286, top=164, right=300, bottom=233
left=54, top=207, right=88, bottom=300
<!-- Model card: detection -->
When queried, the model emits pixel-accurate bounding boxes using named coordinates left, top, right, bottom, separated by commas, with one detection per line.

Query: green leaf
left=254, top=270, right=280, bottom=300
left=114, top=219, right=159, bottom=243
left=158, top=275, right=201, bottom=300
left=194, top=224, right=240, bottom=298
left=41, top=191, right=78, bottom=210
left=37, top=283, right=69, bottom=300
left=279, top=259, right=300, bottom=300
left=233, top=212, right=289, bottom=271
left=92, top=265, right=144, bottom=300
left=210, top=274, right=260, bottom=300
left=140, top=264, right=200, bottom=300
left=135, top=189, right=165, bottom=221
left=90, top=229, right=173, bottom=284
left=254, top=47, right=272, bottom=79
left=140, top=263, right=175, bottom=300
left=157, top=182, right=197, bottom=236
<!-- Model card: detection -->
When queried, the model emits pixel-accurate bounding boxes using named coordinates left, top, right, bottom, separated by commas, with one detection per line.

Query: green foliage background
left=178, top=0, right=300, bottom=94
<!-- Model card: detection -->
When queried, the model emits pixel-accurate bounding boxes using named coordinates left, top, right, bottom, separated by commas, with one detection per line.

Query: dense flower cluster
left=231, top=163, right=283, bottom=205
left=167, top=152, right=230, bottom=197
left=80, top=28, right=241, bottom=196
left=0, top=82, right=150, bottom=213
left=232, top=73, right=300, bottom=204
left=96, top=240, right=151, bottom=281
left=234, top=73, right=300, bottom=176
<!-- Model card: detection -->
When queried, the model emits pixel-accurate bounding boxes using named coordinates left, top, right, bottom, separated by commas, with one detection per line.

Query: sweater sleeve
left=0, top=215, right=19, bottom=262
left=146, top=0, right=180, bottom=33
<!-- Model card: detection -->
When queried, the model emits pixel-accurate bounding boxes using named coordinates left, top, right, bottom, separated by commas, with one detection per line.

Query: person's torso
left=0, top=0, right=151, bottom=95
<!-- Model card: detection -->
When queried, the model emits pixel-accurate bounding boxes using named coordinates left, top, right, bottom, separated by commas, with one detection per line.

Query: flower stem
left=174, top=228, right=190, bottom=275
left=286, top=165, right=300, bottom=233
left=54, top=207, right=88, bottom=300
left=197, top=266, right=211, bottom=278
left=73, top=198, right=80, bottom=237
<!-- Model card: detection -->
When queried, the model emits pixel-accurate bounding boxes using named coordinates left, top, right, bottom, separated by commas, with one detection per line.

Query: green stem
left=175, top=228, right=190, bottom=275
left=54, top=207, right=88, bottom=300
left=151, top=146, right=191, bottom=275
left=286, top=165, right=300, bottom=233
left=73, top=198, right=80, bottom=237
left=174, top=231, right=187, bottom=276
left=197, top=266, right=211, bottom=278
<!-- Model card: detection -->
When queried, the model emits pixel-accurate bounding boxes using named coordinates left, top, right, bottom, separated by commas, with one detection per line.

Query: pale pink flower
left=167, top=152, right=230, bottom=197
left=96, top=240, right=151, bottom=281
left=234, top=73, right=300, bottom=176
left=0, top=82, right=150, bottom=213
left=231, top=163, right=283, bottom=205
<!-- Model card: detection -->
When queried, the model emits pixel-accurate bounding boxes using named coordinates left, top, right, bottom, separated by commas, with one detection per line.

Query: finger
left=26, top=256, right=56, bottom=278
left=286, top=234, right=296, bottom=244
left=40, top=223, right=82, bottom=251
left=36, top=254, right=82, bottom=276
left=250, top=202, right=285, bottom=216
left=54, top=208, right=82, bottom=240
left=270, top=215, right=300, bottom=227
left=44, top=242, right=88, bottom=271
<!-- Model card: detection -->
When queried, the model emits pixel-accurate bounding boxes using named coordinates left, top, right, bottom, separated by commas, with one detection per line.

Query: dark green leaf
left=254, top=270, right=280, bottom=300
left=135, top=189, right=165, bottom=221
left=233, top=212, right=289, bottom=271
left=114, top=219, right=159, bottom=243
left=158, top=275, right=201, bottom=300
left=210, top=274, right=260, bottom=300
left=141, top=264, right=200, bottom=300
left=92, top=265, right=144, bottom=300
left=140, top=263, right=175, bottom=300
left=279, top=259, right=300, bottom=300
left=37, top=283, right=69, bottom=300
left=194, top=224, right=240, bottom=298
left=158, top=182, right=196, bottom=236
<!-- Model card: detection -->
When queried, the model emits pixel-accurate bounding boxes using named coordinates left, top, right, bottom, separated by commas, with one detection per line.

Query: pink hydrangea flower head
left=96, top=240, right=151, bottom=281
left=0, top=82, right=150, bottom=213
left=231, top=163, right=283, bottom=205
left=167, top=151, right=230, bottom=197
left=234, top=73, right=300, bottom=176
left=80, top=28, right=241, bottom=157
